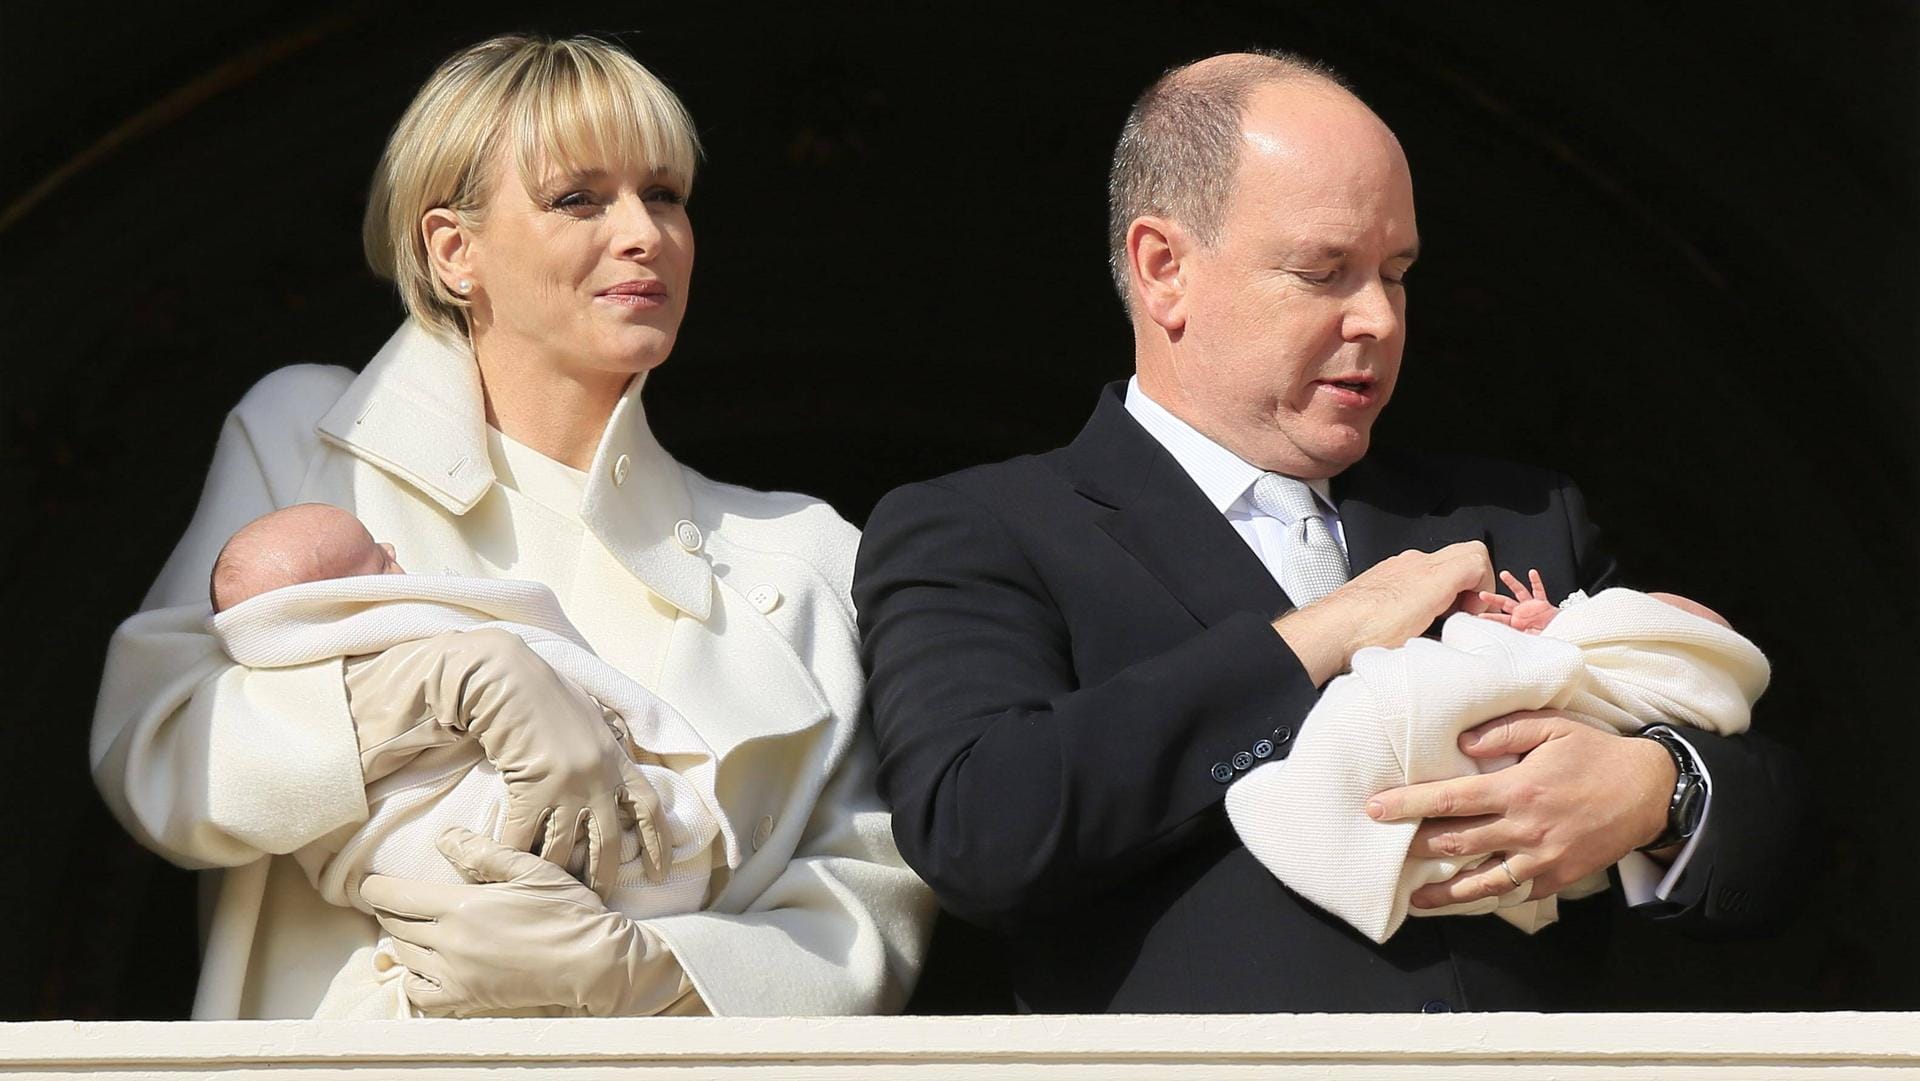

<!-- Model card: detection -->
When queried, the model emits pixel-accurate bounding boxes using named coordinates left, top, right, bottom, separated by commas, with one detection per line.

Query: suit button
left=1252, top=739, right=1275, bottom=760
left=674, top=520, right=703, bottom=552
left=612, top=454, right=631, bottom=486
left=1421, top=999, right=1452, bottom=1014
left=1231, top=751, right=1254, bottom=771
left=1210, top=762, right=1235, bottom=784
left=1273, top=725, right=1293, bottom=745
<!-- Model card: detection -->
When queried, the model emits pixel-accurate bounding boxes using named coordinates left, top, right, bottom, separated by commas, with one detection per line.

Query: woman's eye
left=644, top=187, right=685, bottom=206
left=551, top=191, right=601, bottom=212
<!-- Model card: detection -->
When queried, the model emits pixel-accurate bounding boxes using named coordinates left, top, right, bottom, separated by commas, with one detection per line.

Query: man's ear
left=422, top=208, right=477, bottom=295
left=1128, top=216, right=1189, bottom=331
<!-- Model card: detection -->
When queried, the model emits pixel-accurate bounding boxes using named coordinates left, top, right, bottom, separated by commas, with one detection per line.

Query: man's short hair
left=1106, top=49, right=1352, bottom=309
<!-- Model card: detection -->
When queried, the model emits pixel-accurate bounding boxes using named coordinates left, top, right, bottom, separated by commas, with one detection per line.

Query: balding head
left=1107, top=50, right=1359, bottom=309
left=209, top=503, right=402, bottom=612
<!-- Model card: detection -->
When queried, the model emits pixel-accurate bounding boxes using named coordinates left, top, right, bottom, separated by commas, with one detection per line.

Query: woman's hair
left=363, top=34, right=701, bottom=341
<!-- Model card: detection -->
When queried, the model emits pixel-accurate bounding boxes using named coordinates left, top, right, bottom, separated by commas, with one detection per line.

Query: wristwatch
left=1634, top=724, right=1706, bottom=851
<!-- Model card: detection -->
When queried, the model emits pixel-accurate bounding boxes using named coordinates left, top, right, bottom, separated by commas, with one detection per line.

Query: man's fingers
left=1409, top=855, right=1531, bottom=910
left=1368, top=773, right=1499, bottom=822
left=1459, top=709, right=1568, bottom=758
left=1406, top=815, right=1509, bottom=861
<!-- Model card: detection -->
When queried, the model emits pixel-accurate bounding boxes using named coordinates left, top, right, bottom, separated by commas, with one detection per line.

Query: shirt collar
left=1123, top=376, right=1333, bottom=515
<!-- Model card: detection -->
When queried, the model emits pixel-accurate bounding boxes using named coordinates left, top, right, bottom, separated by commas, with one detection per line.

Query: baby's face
left=310, top=519, right=405, bottom=582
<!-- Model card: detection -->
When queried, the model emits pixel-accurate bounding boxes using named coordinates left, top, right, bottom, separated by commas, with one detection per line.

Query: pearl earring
left=456, top=278, right=472, bottom=293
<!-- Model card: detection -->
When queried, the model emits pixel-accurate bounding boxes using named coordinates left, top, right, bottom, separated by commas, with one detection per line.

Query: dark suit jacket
left=854, top=383, right=1805, bottom=1013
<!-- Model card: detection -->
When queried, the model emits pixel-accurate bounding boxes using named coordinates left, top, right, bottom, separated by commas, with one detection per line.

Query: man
left=853, top=51, right=1802, bottom=1012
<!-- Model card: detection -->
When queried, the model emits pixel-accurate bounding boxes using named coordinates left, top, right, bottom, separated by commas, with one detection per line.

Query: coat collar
left=316, top=322, right=714, bottom=619
left=1064, top=382, right=1289, bottom=625
left=1061, top=381, right=1478, bottom=623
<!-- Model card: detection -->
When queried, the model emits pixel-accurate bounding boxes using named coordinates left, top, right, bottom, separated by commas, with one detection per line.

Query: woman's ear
left=422, top=208, right=476, bottom=295
left=1128, top=216, right=1190, bottom=332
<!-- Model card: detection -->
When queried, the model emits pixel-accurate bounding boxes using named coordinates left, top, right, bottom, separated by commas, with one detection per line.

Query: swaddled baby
left=1227, top=569, right=1769, bottom=944
left=209, top=503, right=726, bottom=1017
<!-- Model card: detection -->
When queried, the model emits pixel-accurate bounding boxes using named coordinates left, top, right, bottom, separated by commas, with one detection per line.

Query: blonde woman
left=92, top=34, right=932, bottom=1019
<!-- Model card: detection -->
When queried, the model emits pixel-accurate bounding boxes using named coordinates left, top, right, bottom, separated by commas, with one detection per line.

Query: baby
left=1227, top=567, right=1769, bottom=944
left=1478, top=568, right=1731, bottom=633
left=207, top=503, right=725, bottom=1017
left=211, top=502, right=405, bottom=612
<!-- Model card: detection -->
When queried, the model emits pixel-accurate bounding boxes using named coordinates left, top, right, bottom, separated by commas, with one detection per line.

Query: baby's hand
left=1476, top=569, right=1559, bottom=634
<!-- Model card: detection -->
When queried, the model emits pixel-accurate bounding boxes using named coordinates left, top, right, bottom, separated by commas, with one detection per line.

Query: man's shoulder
left=869, top=450, right=1076, bottom=524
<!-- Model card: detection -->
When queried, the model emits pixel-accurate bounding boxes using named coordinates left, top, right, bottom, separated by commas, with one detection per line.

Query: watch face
left=1675, top=779, right=1706, bottom=837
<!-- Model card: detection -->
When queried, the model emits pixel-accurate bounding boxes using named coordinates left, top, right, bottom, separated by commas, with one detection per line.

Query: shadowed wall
left=2, top=0, right=1913, bottom=1017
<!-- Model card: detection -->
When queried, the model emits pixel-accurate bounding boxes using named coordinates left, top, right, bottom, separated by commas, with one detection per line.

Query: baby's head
left=210, top=503, right=403, bottom=613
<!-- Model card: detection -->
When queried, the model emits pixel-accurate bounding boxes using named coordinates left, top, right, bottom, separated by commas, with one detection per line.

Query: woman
left=91, top=34, right=932, bottom=1019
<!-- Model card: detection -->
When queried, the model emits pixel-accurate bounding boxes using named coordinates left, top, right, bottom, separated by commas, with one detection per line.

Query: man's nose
left=1342, top=277, right=1402, bottom=342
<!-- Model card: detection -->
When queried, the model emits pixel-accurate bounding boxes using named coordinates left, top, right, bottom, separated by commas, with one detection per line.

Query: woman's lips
left=595, top=282, right=668, bottom=310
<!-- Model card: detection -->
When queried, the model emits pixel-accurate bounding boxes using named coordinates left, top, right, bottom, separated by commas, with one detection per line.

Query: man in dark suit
left=853, top=51, right=1801, bottom=1013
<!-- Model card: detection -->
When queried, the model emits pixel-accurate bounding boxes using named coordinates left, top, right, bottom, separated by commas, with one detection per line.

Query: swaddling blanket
left=211, top=575, right=741, bottom=922
left=1225, top=588, right=1768, bottom=944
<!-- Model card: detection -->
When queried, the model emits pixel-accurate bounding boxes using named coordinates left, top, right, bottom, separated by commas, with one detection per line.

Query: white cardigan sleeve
left=90, top=365, right=368, bottom=868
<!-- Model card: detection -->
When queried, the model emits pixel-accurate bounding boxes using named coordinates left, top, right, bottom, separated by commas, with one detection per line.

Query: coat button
left=612, top=454, right=631, bottom=486
left=1421, top=999, right=1452, bottom=1013
left=1231, top=751, right=1255, bottom=772
left=1273, top=725, right=1293, bottom=745
left=1252, top=739, right=1275, bottom=760
left=747, top=584, right=781, bottom=613
left=674, top=520, right=703, bottom=552
left=1210, top=762, right=1235, bottom=784
left=752, top=814, right=775, bottom=850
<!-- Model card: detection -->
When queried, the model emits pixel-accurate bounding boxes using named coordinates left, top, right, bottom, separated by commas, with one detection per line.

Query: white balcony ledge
left=1, top=1013, right=1914, bottom=1078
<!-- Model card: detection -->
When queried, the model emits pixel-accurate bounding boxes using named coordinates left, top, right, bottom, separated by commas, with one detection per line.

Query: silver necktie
left=1248, top=473, right=1350, bottom=606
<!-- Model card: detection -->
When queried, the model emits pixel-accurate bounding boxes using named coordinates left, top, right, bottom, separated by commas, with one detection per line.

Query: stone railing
left=1, top=1013, right=1911, bottom=1078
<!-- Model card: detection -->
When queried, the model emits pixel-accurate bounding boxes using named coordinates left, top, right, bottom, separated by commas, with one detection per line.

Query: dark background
left=3, top=1, right=1914, bottom=1018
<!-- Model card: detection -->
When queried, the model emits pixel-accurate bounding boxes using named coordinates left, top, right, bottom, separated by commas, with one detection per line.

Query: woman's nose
left=611, top=195, right=664, bottom=259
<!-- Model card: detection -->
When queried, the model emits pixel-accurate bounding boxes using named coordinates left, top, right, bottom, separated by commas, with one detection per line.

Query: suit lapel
left=1333, top=452, right=1485, bottom=573
left=1065, top=385, right=1288, bottom=626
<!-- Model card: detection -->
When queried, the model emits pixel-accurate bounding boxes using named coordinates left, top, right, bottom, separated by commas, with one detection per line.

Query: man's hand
left=1366, top=710, right=1676, bottom=908
left=1274, top=541, right=1495, bottom=685
left=361, top=828, right=682, bottom=1017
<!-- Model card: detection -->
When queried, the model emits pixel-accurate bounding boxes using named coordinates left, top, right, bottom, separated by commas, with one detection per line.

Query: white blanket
left=210, top=575, right=740, bottom=920
left=1225, top=588, right=1769, bottom=944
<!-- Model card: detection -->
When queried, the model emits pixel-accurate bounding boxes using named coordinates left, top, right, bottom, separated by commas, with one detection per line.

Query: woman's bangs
left=511, top=55, right=697, bottom=196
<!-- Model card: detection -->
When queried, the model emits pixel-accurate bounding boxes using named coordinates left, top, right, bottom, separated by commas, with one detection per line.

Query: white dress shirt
left=1122, top=376, right=1705, bottom=907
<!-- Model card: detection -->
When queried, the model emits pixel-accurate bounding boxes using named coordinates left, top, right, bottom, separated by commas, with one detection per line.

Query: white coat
left=90, top=321, right=935, bottom=1019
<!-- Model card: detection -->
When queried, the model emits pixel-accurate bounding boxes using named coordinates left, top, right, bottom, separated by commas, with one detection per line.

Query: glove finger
left=360, top=874, right=442, bottom=924
left=498, top=802, right=543, bottom=854
left=621, top=783, right=668, bottom=886
left=435, top=825, right=563, bottom=886
left=583, top=802, right=616, bottom=898
left=541, top=803, right=584, bottom=870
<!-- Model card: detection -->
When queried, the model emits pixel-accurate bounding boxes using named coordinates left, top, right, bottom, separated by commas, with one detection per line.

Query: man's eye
left=1295, top=269, right=1338, bottom=285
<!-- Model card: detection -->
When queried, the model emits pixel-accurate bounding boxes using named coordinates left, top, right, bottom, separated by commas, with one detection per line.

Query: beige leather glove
left=361, top=827, right=694, bottom=1017
left=343, top=628, right=661, bottom=895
